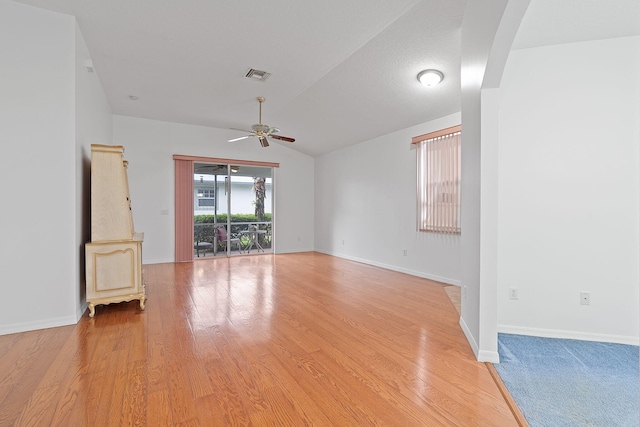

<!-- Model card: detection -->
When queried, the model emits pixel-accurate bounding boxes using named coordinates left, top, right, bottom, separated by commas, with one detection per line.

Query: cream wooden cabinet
left=85, top=144, right=145, bottom=317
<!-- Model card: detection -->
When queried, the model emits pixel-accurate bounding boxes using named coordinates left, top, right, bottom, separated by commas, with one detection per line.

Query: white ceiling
left=11, top=0, right=640, bottom=156
left=512, top=0, right=640, bottom=50
left=13, top=0, right=466, bottom=156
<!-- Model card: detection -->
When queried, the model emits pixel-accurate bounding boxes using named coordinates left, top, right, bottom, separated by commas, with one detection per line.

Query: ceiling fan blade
left=269, top=134, right=295, bottom=143
left=258, top=136, right=269, bottom=147
left=228, top=135, right=252, bottom=143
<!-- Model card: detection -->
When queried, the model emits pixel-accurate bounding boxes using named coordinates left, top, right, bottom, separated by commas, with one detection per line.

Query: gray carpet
left=494, top=333, right=639, bottom=427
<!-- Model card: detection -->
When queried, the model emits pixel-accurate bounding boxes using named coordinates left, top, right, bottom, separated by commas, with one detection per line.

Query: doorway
left=193, top=162, right=273, bottom=258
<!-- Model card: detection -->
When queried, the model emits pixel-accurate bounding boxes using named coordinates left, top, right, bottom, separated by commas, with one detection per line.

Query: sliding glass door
left=231, top=165, right=273, bottom=255
left=193, top=162, right=273, bottom=257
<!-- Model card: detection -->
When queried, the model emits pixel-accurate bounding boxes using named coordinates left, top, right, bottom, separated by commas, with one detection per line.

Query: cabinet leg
left=139, top=296, right=146, bottom=311
left=88, top=303, right=95, bottom=318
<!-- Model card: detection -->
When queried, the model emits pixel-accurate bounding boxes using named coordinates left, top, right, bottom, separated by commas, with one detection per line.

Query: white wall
left=74, top=23, right=113, bottom=319
left=314, top=113, right=462, bottom=284
left=113, top=115, right=315, bottom=264
left=497, top=36, right=640, bottom=344
left=0, top=2, right=78, bottom=333
left=460, top=0, right=531, bottom=362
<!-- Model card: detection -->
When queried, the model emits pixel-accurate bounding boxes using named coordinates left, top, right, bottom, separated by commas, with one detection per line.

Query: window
left=195, top=187, right=215, bottom=209
left=413, top=125, right=461, bottom=234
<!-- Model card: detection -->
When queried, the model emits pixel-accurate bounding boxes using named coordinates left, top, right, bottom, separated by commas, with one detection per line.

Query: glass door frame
left=173, top=154, right=279, bottom=262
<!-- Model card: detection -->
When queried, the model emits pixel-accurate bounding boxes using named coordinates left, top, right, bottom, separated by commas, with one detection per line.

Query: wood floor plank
left=203, top=359, right=253, bottom=426
left=256, top=352, right=336, bottom=426
left=0, top=326, right=73, bottom=426
left=276, top=271, right=515, bottom=426
left=147, top=389, right=173, bottom=427
left=274, top=294, right=459, bottom=425
left=90, top=305, right=138, bottom=425
left=119, top=359, right=147, bottom=426
left=249, top=385, right=305, bottom=427
left=164, top=334, right=200, bottom=424
left=47, top=319, right=108, bottom=427
left=0, top=252, right=519, bottom=426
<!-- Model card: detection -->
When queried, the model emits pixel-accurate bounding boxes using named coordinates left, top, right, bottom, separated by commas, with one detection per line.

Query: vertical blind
left=174, top=158, right=195, bottom=262
left=416, top=131, right=461, bottom=234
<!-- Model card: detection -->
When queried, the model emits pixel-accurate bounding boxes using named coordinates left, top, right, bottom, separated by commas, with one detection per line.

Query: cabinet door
left=86, top=241, right=141, bottom=300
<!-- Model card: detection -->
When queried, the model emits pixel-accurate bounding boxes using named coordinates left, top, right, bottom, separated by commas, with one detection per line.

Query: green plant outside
left=194, top=214, right=272, bottom=250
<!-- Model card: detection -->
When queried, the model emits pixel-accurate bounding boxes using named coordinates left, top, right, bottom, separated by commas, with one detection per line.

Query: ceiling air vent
left=244, top=68, right=271, bottom=82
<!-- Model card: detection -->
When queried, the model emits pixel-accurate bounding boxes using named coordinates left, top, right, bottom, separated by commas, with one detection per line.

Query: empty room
left=1, top=0, right=638, bottom=425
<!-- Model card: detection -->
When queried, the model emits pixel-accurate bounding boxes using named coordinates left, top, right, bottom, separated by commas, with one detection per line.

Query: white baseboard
left=314, top=249, right=461, bottom=286
left=275, top=247, right=315, bottom=254
left=498, top=324, right=640, bottom=346
left=143, top=258, right=175, bottom=265
left=0, top=315, right=78, bottom=336
left=76, top=301, right=89, bottom=321
left=459, top=317, right=478, bottom=357
left=477, top=350, right=500, bottom=363
left=459, top=317, right=500, bottom=362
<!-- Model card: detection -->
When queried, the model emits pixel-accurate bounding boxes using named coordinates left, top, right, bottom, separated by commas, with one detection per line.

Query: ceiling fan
left=228, top=97, right=295, bottom=147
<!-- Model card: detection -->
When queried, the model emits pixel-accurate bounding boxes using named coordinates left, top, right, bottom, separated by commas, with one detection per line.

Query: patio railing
left=194, top=221, right=272, bottom=254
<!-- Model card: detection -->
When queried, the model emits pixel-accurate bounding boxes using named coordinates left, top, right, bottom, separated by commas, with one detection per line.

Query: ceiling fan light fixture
left=252, top=123, right=270, bottom=133
left=228, top=97, right=295, bottom=147
left=417, top=69, right=444, bottom=87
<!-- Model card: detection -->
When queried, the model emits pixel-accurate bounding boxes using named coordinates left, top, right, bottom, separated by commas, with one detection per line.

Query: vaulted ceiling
left=12, top=0, right=640, bottom=156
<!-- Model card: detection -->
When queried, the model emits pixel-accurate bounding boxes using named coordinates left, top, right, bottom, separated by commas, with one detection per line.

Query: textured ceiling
left=512, top=0, right=640, bottom=49
left=13, top=0, right=466, bottom=156
left=12, top=0, right=639, bottom=156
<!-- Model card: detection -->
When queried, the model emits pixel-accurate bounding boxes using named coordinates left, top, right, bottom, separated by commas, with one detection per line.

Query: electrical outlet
left=509, top=287, right=518, bottom=300
left=403, top=249, right=407, bottom=256
left=580, top=292, right=590, bottom=305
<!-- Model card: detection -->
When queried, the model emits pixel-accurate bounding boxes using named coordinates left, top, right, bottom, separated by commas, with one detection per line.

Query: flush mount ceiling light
left=417, top=69, right=444, bottom=87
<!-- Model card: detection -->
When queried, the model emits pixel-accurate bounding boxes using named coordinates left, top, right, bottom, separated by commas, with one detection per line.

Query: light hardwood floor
left=0, top=252, right=517, bottom=426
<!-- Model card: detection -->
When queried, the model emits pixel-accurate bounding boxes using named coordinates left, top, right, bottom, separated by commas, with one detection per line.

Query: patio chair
left=194, top=227, right=213, bottom=257
left=216, top=226, right=242, bottom=254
